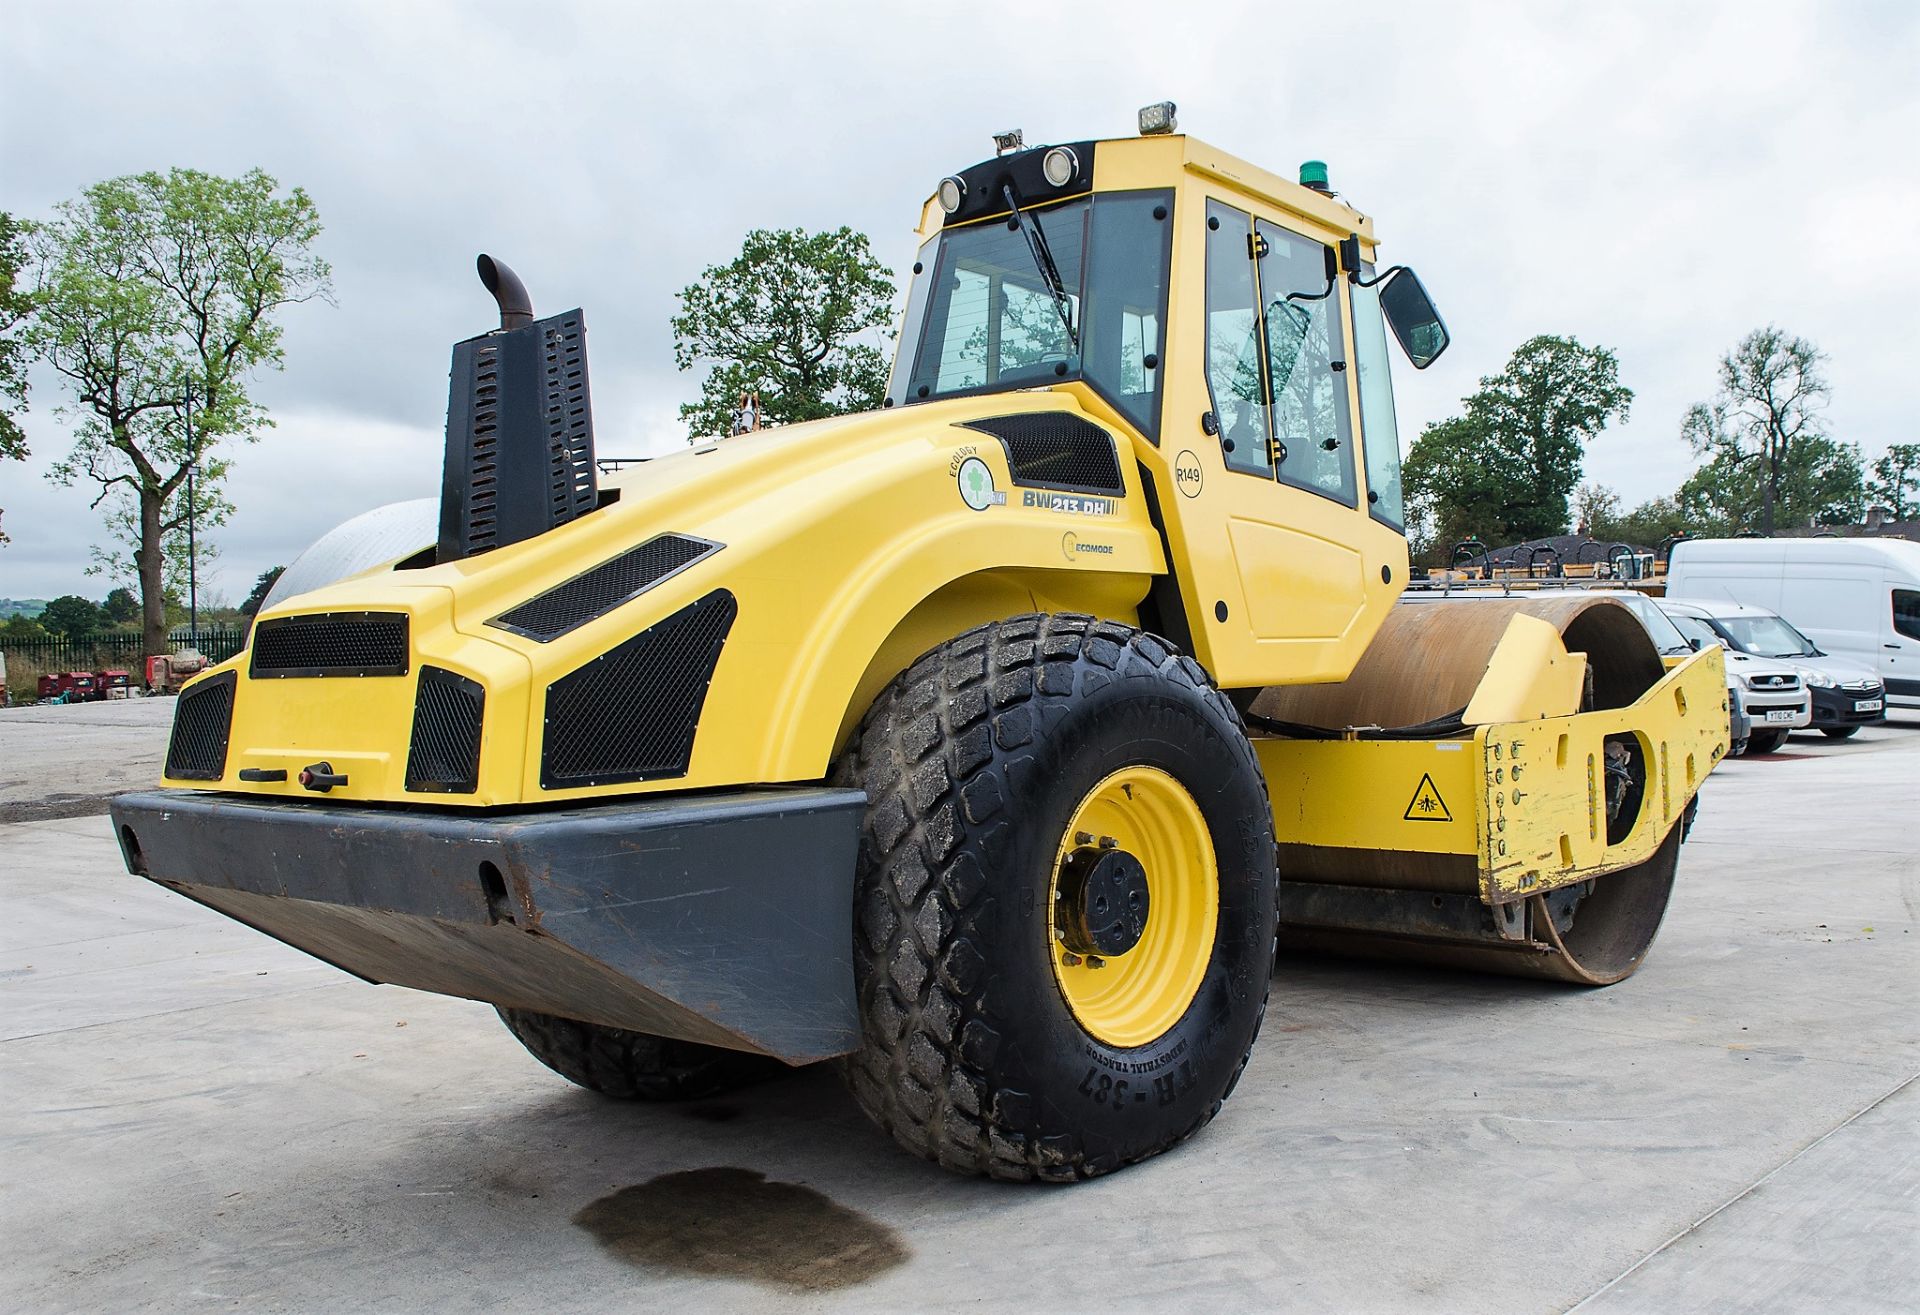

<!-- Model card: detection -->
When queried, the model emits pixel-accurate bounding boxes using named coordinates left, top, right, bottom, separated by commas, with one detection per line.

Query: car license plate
left=1765, top=710, right=1796, bottom=724
left=1854, top=698, right=1883, bottom=713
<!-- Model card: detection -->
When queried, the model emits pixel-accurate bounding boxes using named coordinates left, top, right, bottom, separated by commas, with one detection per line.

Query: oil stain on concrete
left=574, top=1167, right=909, bottom=1292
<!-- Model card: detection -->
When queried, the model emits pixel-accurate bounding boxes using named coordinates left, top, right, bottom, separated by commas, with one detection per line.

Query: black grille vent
left=537, top=313, right=597, bottom=527
left=406, top=667, right=486, bottom=793
left=541, top=590, right=737, bottom=789
left=961, top=413, right=1125, bottom=495
left=459, top=339, right=503, bottom=553
left=165, top=670, right=236, bottom=781
left=250, top=612, right=409, bottom=678
left=438, top=309, right=598, bottom=562
left=489, top=534, right=721, bottom=642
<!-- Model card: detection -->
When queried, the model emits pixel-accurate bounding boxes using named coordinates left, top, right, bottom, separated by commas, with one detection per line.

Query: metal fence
left=3, top=627, right=247, bottom=674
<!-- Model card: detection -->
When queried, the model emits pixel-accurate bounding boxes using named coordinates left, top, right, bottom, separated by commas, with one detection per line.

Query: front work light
left=1138, top=101, right=1177, bottom=135
left=1042, top=146, right=1079, bottom=187
left=937, top=176, right=967, bottom=214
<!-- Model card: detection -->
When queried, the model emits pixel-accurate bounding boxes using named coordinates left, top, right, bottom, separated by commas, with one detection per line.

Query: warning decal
left=1403, top=773, right=1453, bottom=822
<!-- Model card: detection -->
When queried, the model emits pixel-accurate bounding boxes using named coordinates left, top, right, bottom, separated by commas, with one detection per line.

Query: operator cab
left=887, top=108, right=1454, bottom=689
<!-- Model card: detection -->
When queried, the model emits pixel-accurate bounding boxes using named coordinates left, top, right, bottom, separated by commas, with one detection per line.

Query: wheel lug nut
left=1086, top=955, right=1106, bottom=969
left=1098, top=835, right=1117, bottom=849
left=1061, top=951, right=1083, bottom=967
left=1075, top=832, right=1094, bottom=847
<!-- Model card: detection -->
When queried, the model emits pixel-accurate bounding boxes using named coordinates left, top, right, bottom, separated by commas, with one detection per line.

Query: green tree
left=0, top=211, right=32, bottom=544
left=241, top=564, right=285, bottom=617
left=1605, top=495, right=1693, bottom=549
left=27, top=168, right=330, bottom=656
left=1678, top=432, right=1864, bottom=532
left=86, top=482, right=222, bottom=608
left=1681, top=326, right=1855, bottom=535
left=1403, top=416, right=1519, bottom=561
left=3, top=612, right=47, bottom=639
left=671, top=226, right=895, bottom=441
left=1402, top=335, right=1632, bottom=557
left=102, top=586, right=139, bottom=625
left=40, top=594, right=102, bottom=638
left=1867, top=443, right=1919, bottom=519
left=1468, top=335, right=1633, bottom=538
left=1572, top=482, right=1623, bottom=536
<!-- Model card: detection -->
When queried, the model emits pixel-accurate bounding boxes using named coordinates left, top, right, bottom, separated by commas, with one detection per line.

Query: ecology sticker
left=957, top=456, right=1004, bottom=511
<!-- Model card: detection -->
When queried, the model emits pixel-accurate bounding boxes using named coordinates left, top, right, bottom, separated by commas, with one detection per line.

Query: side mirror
left=1378, top=268, right=1450, bottom=369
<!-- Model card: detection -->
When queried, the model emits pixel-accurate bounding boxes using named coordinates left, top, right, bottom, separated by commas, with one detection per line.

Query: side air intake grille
left=489, top=534, right=722, bottom=642
left=961, top=413, right=1125, bottom=495
left=250, top=612, right=410, bottom=678
left=541, top=590, right=737, bottom=789
left=406, top=667, right=485, bottom=793
left=165, top=670, right=236, bottom=781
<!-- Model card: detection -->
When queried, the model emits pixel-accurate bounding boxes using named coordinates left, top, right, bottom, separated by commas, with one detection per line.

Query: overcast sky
left=3, top=0, right=1915, bottom=602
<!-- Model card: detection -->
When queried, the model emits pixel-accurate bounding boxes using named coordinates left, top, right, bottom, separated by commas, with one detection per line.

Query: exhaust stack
left=476, top=254, right=534, bottom=330
left=436, top=255, right=599, bottom=564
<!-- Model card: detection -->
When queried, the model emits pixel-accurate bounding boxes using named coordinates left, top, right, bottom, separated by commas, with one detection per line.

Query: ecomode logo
left=1062, top=532, right=1116, bottom=561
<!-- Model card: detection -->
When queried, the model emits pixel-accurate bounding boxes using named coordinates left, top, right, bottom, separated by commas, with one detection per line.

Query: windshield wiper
left=1000, top=182, right=1077, bottom=351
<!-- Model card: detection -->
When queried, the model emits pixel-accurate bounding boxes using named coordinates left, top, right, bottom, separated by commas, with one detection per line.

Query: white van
left=1667, top=537, right=1920, bottom=708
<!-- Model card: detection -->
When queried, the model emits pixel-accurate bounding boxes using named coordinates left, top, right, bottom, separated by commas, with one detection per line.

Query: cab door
left=1200, top=201, right=1371, bottom=654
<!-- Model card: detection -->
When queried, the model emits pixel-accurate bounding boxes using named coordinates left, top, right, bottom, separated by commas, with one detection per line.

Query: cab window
left=1256, top=220, right=1355, bottom=507
left=1349, top=268, right=1405, bottom=527
left=1080, top=191, right=1171, bottom=436
left=1203, top=201, right=1272, bottom=477
left=1895, top=589, right=1920, bottom=641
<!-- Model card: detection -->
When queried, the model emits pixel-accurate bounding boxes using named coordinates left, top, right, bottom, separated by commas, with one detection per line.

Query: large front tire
left=835, top=615, right=1277, bottom=1182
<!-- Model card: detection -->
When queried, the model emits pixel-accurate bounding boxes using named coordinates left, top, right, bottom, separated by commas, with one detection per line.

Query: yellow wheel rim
left=1048, top=766, right=1218, bottom=1049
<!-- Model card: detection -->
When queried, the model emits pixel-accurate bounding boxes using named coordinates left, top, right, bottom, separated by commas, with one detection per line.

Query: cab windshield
left=1666, top=613, right=1722, bottom=651
left=889, top=190, right=1174, bottom=437
left=1716, top=613, right=1820, bottom=659
left=1610, top=592, right=1692, bottom=656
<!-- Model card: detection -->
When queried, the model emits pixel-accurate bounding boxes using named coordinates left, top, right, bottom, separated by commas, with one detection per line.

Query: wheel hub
left=1047, top=766, right=1219, bottom=1049
left=1056, top=846, right=1151, bottom=957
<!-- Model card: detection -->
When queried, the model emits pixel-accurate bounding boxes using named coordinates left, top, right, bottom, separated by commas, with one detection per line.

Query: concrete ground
left=0, top=696, right=177, bottom=823
left=2, top=700, right=1915, bottom=1313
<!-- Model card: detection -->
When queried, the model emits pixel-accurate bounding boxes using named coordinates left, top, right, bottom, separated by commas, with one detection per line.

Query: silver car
left=1657, top=601, right=1811, bottom=755
left=1664, top=598, right=1886, bottom=741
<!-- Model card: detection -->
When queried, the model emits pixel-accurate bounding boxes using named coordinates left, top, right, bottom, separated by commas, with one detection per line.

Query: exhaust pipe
left=436, top=254, right=599, bottom=563
left=476, top=254, right=533, bottom=330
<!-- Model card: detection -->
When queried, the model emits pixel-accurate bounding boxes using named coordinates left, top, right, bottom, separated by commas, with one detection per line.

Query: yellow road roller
left=112, top=106, right=1726, bottom=1181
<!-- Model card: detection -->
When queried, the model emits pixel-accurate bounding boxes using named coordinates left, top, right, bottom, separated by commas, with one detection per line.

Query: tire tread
left=833, top=614, right=1273, bottom=1182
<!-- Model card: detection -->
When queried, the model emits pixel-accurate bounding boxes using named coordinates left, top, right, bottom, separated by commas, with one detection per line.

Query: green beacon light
left=1299, top=160, right=1330, bottom=193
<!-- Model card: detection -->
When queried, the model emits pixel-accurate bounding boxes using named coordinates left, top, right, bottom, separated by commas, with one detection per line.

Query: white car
left=1657, top=602, right=1810, bottom=755
left=1667, top=536, right=1920, bottom=708
left=1663, top=598, right=1886, bottom=742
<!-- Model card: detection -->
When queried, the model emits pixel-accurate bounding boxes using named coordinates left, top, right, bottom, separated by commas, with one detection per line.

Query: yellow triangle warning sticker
left=1404, top=773, right=1453, bottom=822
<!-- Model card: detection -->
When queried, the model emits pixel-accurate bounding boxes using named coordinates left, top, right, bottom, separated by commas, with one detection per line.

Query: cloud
left=4, top=0, right=1916, bottom=597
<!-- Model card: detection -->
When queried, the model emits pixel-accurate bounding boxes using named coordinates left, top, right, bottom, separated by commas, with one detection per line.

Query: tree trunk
left=138, top=487, right=168, bottom=657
